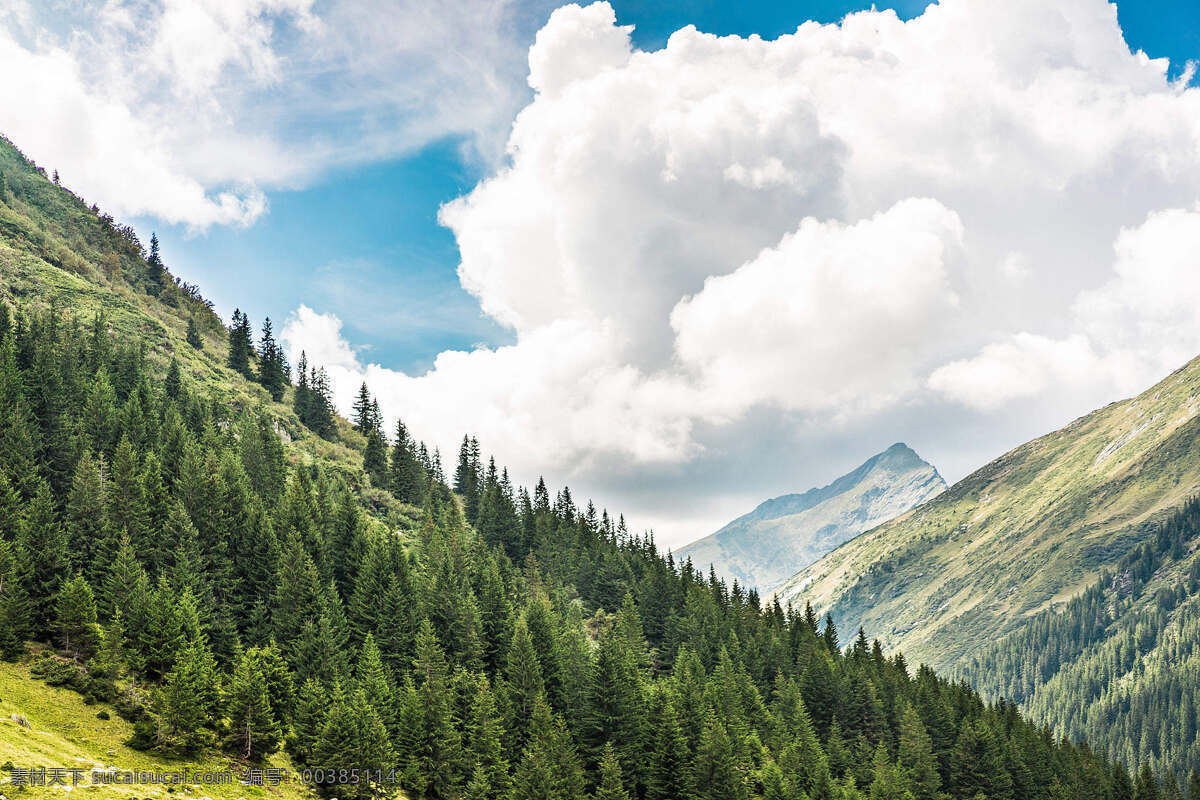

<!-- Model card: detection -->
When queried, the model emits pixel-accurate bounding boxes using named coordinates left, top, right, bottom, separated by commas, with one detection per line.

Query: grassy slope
left=0, top=136, right=420, bottom=796
left=0, top=135, right=416, bottom=514
left=0, top=660, right=313, bottom=799
left=776, top=356, right=1200, bottom=671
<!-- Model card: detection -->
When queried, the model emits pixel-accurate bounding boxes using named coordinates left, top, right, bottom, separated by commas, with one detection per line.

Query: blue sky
left=145, top=0, right=1199, bottom=372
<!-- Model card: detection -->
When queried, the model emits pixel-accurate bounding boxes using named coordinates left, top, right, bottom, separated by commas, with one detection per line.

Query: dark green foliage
left=595, top=742, right=631, bottom=800
left=226, top=309, right=254, bottom=378
left=156, top=635, right=220, bottom=754
left=390, top=419, right=427, bottom=505
left=293, top=351, right=337, bottom=438
left=964, top=496, right=1200, bottom=779
left=0, top=164, right=1165, bottom=800
left=225, top=646, right=282, bottom=761
left=54, top=574, right=99, bottom=659
left=256, top=317, right=288, bottom=401
left=16, top=480, right=68, bottom=629
left=186, top=317, right=203, bottom=349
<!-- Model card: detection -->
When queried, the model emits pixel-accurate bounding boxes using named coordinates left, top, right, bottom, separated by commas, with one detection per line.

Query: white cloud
left=930, top=206, right=1200, bottom=410
left=13, top=0, right=1198, bottom=544
left=0, top=0, right=556, bottom=228
left=928, top=334, right=1106, bottom=410
left=281, top=0, right=1200, bottom=546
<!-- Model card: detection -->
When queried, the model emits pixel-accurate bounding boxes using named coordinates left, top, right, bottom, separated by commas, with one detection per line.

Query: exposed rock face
left=676, top=443, right=945, bottom=592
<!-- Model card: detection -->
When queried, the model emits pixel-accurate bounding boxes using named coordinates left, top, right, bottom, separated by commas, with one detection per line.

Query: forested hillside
left=961, top=497, right=1200, bottom=780
left=0, top=132, right=1182, bottom=800
left=776, top=354, right=1200, bottom=676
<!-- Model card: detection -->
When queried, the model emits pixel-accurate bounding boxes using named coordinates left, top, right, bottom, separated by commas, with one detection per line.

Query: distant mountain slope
left=776, top=355, right=1200, bottom=677
left=677, top=443, right=945, bottom=591
left=959, top=498, right=1200, bottom=778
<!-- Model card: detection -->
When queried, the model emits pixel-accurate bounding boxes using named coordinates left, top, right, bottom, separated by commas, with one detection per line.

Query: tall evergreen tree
left=257, top=317, right=287, bottom=401
left=55, top=574, right=99, bottom=659
left=186, top=317, right=203, bottom=349
left=226, top=309, right=253, bottom=378
left=16, top=480, right=68, bottom=628
left=225, top=647, right=281, bottom=761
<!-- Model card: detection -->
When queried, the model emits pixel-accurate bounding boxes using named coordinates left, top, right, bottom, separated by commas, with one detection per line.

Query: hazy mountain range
left=676, top=443, right=945, bottom=592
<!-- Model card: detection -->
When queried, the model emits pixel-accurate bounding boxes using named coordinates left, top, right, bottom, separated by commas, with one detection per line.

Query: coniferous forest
left=0, top=132, right=1192, bottom=800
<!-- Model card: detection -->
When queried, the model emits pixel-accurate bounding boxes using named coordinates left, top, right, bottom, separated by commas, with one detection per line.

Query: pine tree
left=313, top=688, right=394, bottom=800
left=225, top=648, right=281, bottom=761
left=584, top=619, right=645, bottom=791
left=157, top=635, right=220, bottom=754
left=257, top=317, right=287, bottom=401
left=645, top=685, right=695, bottom=800
left=697, top=713, right=746, bottom=800
left=352, top=382, right=374, bottom=433
left=868, top=741, right=914, bottom=800
left=364, top=428, right=389, bottom=489
left=0, top=539, right=32, bottom=659
left=146, top=233, right=168, bottom=295
left=227, top=309, right=253, bottom=378
left=65, top=451, right=107, bottom=583
left=466, top=675, right=511, bottom=800
left=55, top=574, right=99, bottom=659
left=164, top=356, right=182, bottom=399
left=354, top=633, right=395, bottom=733
left=950, top=719, right=1012, bottom=800
left=186, top=317, right=203, bottom=349
left=286, top=678, right=329, bottom=766
left=1135, top=763, right=1162, bottom=800
left=16, top=480, right=68, bottom=629
left=511, top=696, right=586, bottom=800
left=410, top=618, right=465, bottom=798
left=596, top=742, right=631, bottom=800
left=390, top=419, right=427, bottom=505
left=503, top=615, right=546, bottom=758
left=897, top=703, right=940, bottom=800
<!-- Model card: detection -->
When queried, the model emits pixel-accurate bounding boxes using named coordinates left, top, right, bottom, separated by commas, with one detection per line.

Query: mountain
left=0, top=131, right=1147, bottom=797
left=677, top=443, right=945, bottom=591
left=775, top=355, right=1200, bottom=778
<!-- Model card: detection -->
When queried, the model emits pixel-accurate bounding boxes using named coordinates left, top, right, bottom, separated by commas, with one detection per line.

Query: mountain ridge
left=775, top=351, right=1200, bottom=672
left=677, top=442, right=945, bottom=591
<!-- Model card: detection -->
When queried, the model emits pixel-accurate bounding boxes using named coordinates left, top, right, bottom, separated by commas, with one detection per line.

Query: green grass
left=0, top=659, right=316, bottom=799
left=777, top=354, right=1200, bottom=671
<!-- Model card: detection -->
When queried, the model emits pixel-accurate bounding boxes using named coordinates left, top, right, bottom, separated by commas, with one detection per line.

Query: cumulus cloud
left=932, top=206, right=1200, bottom=410
left=0, top=0, right=556, bottom=228
left=672, top=199, right=964, bottom=418
left=281, top=0, right=1200, bottom=543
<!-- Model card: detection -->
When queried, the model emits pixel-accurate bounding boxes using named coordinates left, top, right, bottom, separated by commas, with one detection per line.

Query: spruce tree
left=225, top=648, right=281, bottom=761
left=55, top=574, right=99, bottom=659
left=16, top=480, right=68, bottom=629
left=390, top=419, right=427, bottom=505
left=503, top=615, right=546, bottom=757
left=697, top=713, right=746, bottom=800
left=352, top=382, right=374, bottom=433
left=0, top=539, right=32, bottom=659
left=226, top=309, right=253, bottom=378
left=645, top=685, right=695, bottom=800
left=65, top=451, right=107, bottom=582
left=897, top=703, right=941, bottom=800
left=466, top=675, right=511, bottom=800
left=186, top=317, right=203, bottom=349
left=157, top=636, right=220, bottom=754
left=257, top=317, right=287, bottom=401
left=595, top=742, right=631, bottom=800
left=146, top=233, right=168, bottom=295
